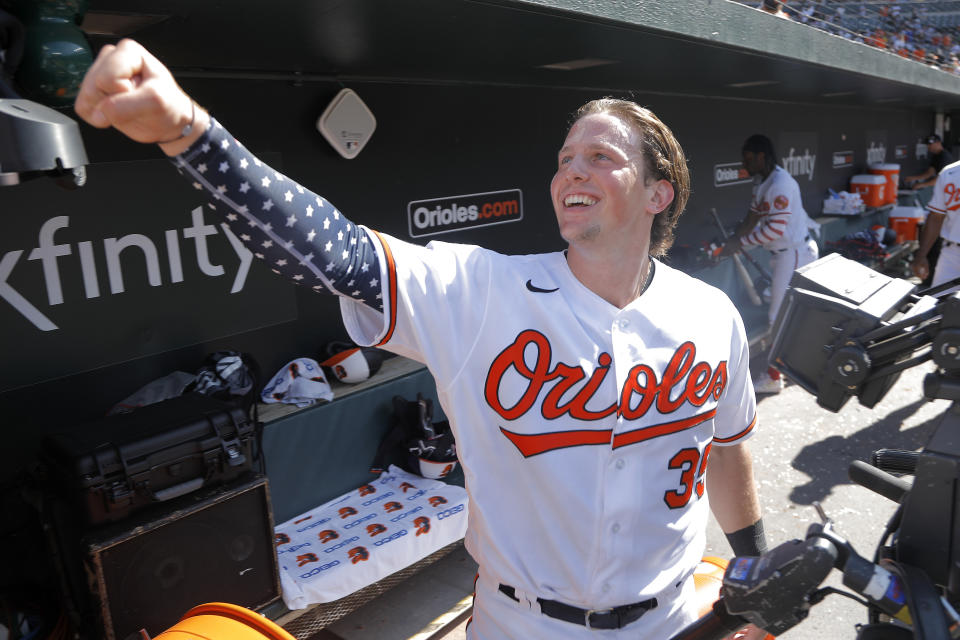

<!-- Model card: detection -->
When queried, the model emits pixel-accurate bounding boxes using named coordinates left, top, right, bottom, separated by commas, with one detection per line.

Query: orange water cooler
left=888, top=191, right=927, bottom=244
left=849, top=175, right=887, bottom=208
left=868, top=163, right=900, bottom=205
left=152, top=603, right=296, bottom=640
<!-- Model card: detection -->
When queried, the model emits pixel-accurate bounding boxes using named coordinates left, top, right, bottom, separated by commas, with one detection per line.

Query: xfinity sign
left=866, top=142, right=887, bottom=165
left=0, top=158, right=296, bottom=393
left=866, top=131, right=888, bottom=166
left=778, top=132, right=818, bottom=182
left=3, top=209, right=252, bottom=332
left=780, top=147, right=816, bottom=181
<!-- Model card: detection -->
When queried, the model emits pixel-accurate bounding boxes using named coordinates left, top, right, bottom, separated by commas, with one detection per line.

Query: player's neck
left=566, top=248, right=652, bottom=309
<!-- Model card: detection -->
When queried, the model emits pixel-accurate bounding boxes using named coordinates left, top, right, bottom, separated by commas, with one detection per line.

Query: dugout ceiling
left=77, top=0, right=960, bottom=111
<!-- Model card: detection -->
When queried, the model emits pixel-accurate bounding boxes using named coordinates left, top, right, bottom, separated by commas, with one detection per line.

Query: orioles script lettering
left=484, top=330, right=727, bottom=423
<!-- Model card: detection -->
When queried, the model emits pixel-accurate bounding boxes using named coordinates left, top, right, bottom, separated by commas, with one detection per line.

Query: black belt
left=770, top=234, right=812, bottom=254
left=944, top=239, right=959, bottom=248
left=498, top=584, right=657, bottom=630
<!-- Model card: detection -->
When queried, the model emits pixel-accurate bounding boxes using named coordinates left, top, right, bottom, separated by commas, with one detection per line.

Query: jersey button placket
left=606, top=311, right=635, bottom=584
left=612, top=312, right=631, bottom=334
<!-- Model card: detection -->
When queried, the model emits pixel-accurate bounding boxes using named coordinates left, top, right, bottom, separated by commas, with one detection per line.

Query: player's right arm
left=911, top=211, right=945, bottom=280
left=737, top=178, right=806, bottom=249
left=719, top=209, right=763, bottom=256
left=734, top=209, right=760, bottom=237
left=904, top=166, right=935, bottom=187
left=737, top=207, right=787, bottom=248
left=912, top=170, right=952, bottom=280
left=75, top=39, right=386, bottom=312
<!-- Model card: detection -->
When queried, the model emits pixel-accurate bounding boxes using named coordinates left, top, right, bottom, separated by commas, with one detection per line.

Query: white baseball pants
left=768, top=237, right=819, bottom=326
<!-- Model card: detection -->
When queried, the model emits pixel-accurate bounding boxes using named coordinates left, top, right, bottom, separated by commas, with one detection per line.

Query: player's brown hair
left=572, top=98, right=690, bottom=257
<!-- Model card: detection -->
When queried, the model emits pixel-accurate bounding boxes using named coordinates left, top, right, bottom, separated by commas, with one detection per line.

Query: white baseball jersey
left=927, top=159, right=960, bottom=243
left=342, top=236, right=757, bottom=639
left=739, top=165, right=820, bottom=324
left=926, top=159, right=960, bottom=290
left=741, top=165, right=816, bottom=251
left=173, top=120, right=758, bottom=640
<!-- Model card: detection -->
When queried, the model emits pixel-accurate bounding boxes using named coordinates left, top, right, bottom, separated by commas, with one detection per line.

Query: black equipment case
left=42, top=393, right=257, bottom=526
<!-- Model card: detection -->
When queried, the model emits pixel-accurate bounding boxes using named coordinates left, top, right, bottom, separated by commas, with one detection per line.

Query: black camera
left=0, top=98, right=88, bottom=188
left=1, top=6, right=89, bottom=188
left=672, top=254, right=960, bottom=640
left=770, top=254, right=960, bottom=608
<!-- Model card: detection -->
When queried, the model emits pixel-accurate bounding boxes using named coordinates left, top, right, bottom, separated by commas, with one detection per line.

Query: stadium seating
left=734, top=0, right=960, bottom=73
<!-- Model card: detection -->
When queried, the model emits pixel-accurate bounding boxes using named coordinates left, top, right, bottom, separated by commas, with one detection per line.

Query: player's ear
left=646, top=179, right=674, bottom=215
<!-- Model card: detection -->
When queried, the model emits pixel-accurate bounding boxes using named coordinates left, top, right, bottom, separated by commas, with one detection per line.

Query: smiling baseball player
left=76, top=40, right=768, bottom=640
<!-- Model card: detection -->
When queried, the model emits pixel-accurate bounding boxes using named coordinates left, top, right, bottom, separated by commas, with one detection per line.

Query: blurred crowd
left=738, top=1, right=960, bottom=75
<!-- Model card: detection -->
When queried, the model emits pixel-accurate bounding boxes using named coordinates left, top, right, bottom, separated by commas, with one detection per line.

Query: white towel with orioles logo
left=274, top=465, right=468, bottom=609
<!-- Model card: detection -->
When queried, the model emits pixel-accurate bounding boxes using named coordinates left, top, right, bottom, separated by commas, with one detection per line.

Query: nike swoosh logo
left=526, top=279, right=559, bottom=293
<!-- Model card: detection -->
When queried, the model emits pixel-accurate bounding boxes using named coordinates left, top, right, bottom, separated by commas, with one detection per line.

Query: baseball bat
left=709, top=208, right=763, bottom=306
left=732, top=253, right=763, bottom=306
left=734, top=243, right=772, bottom=282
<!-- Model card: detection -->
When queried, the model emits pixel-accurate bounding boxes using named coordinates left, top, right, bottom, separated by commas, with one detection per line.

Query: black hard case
left=42, top=393, right=256, bottom=526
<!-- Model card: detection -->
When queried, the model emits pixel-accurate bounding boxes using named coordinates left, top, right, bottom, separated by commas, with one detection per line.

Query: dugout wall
left=4, top=0, right=960, bottom=616
left=0, top=79, right=938, bottom=435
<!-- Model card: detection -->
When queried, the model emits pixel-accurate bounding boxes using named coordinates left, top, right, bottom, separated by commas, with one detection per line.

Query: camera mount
left=766, top=253, right=960, bottom=625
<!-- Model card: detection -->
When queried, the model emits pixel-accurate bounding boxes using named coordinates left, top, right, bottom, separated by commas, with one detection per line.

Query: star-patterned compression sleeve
left=169, top=117, right=385, bottom=312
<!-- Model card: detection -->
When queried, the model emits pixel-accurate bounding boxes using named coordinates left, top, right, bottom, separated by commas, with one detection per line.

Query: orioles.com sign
left=713, top=162, right=752, bottom=188
left=407, top=189, right=523, bottom=238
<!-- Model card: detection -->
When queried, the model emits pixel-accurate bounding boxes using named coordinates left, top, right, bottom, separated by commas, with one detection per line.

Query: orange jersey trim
left=712, top=413, right=757, bottom=444
left=369, top=229, right=398, bottom=347
left=499, top=409, right=733, bottom=457
left=612, top=408, right=716, bottom=450
left=499, top=426, right=613, bottom=457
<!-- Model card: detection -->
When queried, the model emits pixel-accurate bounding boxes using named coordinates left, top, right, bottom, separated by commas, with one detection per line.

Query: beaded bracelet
left=158, top=100, right=196, bottom=144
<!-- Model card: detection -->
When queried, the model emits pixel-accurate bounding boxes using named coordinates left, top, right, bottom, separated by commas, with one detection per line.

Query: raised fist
left=74, top=39, right=206, bottom=152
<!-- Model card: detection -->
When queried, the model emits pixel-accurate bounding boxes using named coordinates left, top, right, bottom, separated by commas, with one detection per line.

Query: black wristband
left=725, top=519, right=768, bottom=556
